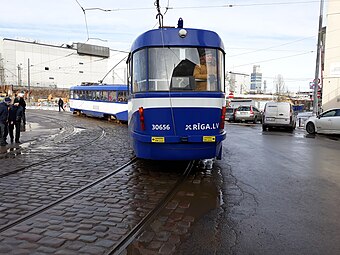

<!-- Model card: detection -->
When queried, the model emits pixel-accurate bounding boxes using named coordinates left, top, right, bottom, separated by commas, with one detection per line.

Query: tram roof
left=70, top=84, right=128, bottom=91
left=130, top=28, right=225, bottom=53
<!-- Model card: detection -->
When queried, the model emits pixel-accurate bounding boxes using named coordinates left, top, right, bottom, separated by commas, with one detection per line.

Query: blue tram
left=69, top=84, right=128, bottom=121
left=127, top=25, right=227, bottom=160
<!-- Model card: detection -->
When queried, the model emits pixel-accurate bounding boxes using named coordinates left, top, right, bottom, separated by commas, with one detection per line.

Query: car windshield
left=132, top=47, right=224, bottom=93
left=226, top=108, right=235, bottom=113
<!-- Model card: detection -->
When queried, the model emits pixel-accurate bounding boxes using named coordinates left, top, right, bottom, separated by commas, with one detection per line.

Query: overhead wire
left=79, top=0, right=326, bottom=12
left=26, top=0, right=332, bottom=86
left=75, top=0, right=90, bottom=40
left=228, top=35, right=316, bottom=58
left=231, top=51, right=314, bottom=68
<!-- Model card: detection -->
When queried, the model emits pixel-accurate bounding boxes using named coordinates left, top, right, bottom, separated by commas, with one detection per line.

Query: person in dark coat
left=8, top=98, right=24, bottom=143
left=0, top=97, right=11, bottom=146
left=18, top=95, right=26, bottom=125
left=58, top=98, right=65, bottom=112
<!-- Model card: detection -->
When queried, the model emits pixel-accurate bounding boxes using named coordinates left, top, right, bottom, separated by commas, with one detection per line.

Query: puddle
left=25, top=122, right=42, bottom=131
left=73, top=127, right=86, bottom=134
left=0, top=145, right=22, bottom=157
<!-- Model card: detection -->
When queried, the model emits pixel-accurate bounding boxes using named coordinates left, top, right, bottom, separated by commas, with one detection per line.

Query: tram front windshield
left=132, top=47, right=224, bottom=93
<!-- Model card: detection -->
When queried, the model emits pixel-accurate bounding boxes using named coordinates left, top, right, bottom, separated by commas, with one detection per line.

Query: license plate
left=152, top=137, right=165, bottom=143
left=266, top=117, right=275, bottom=121
left=226, top=117, right=229, bottom=120
left=203, top=136, right=216, bottom=142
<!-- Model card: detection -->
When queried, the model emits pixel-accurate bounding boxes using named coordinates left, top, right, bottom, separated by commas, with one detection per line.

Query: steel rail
left=0, top=113, right=105, bottom=178
left=107, top=160, right=196, bottom=255
left=0, top=157, right=137, bottom=233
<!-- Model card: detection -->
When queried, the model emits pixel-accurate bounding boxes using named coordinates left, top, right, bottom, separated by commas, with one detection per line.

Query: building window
left=49, top=77, right=54, bottom=80
left=45, top=67, right=49, bottom=70
left=79, top=71, right=84, bottom=73
left=79, top=62, right=84, bottom=65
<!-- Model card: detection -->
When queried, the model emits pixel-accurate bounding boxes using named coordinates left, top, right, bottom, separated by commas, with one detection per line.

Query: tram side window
left=109, top=91, right=117, bottom=102
left=95, top=91, right=102, bottom=100
left=217, top=50, right=224, bottom=92
left=90, top=91, right=94, bottom=100
left=102, top=91, right=108, bottom=101
left=85, top=90, right=92, bottom=100
left=132, top=49, right=147, bottom=93
left=74, top=90, right=79, bottom=99
left=118, top=91, right=127, bottom=102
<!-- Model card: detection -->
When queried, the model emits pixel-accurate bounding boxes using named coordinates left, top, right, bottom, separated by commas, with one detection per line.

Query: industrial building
left=0, top=38, right=123, bottom=89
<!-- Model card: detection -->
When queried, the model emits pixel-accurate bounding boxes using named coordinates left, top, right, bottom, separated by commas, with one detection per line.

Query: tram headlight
left=178, top=29, right=187, bottom=38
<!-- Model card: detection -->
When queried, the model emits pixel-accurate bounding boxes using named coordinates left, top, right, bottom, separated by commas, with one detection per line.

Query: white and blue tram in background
left=127, top=25, right=227, bottom=160
left=69, top=84, right=128, bottom=121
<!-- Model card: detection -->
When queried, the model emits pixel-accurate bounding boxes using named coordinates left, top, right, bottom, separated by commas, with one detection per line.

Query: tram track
left=0, top=112, right=106, bottom=178
left=109, top=160, right=195, bottom=255
left=0, top=158, right=137, bottom=233
left=0, top=110, right=133, bottom=236
left=0, top=159, right=195, bottom=254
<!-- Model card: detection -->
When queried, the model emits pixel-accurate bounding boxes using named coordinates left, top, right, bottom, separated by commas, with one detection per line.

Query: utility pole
left=28, top=58, right=30, bottom=103
left=0, top=58, right=4, bottom=86
left=313, top=0, right=324, bottom=115
left=17, top=64, right=22, bottom=86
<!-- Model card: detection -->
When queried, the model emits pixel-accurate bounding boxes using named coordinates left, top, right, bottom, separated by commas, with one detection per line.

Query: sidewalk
left=0, top=109, right=64, bottom=156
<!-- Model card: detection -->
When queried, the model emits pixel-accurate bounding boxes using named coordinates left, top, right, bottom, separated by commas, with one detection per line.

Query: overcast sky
left=0, top=0, right=327, bottom=92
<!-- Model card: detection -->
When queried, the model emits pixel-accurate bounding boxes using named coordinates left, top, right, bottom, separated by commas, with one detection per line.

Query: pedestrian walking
left=0, top=97, right=11, bottom=146
left=58, top=98, right=65, bottom=112
left=18, top=94, right=27, bottom=126
left=8, top=98, right=23, bottom=143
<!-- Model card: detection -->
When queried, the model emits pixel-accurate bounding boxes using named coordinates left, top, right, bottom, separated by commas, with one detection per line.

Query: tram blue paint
left=128, top=26, right=227, bottom=160
left=131, top=28, right=224, bottom=53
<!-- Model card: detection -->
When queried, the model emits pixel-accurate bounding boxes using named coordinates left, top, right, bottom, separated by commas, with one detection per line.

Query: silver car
left=234, top=105, right=262, bottom=123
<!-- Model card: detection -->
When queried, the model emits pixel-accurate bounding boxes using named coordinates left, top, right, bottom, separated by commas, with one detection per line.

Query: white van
left=262, top=102, right=296, bottom=131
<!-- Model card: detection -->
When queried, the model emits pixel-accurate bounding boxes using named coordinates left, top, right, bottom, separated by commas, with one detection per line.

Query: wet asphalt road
left=179, top=123, right=340, bottom=255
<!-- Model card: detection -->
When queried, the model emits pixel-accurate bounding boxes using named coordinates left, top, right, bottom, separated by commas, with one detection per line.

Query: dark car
left=225, top=107, right=236, bottom=122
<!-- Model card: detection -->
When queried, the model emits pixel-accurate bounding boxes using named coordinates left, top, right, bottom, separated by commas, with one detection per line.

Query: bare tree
left=274, top=74, right=285, bottom=101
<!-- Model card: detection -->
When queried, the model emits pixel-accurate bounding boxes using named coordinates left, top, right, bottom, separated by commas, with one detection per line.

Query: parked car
left=225, top=107, right=236, bottom=122
left=234, top=105, right=262, bottom=123
left=305, top=108, right=340, bottom=134
left=262, top=102, right=296, bottom=131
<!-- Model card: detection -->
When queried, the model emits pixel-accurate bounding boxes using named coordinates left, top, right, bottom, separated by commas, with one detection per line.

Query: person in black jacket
left=58, top=98, right=65, bottom=112
left=18, top=94, right=26, bottom=126
left=0, top=97, right=11, bottom=146
left=8, top=98, right=23, bottom=143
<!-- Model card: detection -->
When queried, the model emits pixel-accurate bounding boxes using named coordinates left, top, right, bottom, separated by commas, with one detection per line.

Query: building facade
left=323, top=1, right=340, bottom=110
left=250, top=65, right=262, bottom=93
left=0, top=38, right=117, bottom=89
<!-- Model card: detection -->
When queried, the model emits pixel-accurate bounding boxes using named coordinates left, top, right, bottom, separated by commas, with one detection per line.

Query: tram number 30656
left=152, top=124, right=171, bottom=130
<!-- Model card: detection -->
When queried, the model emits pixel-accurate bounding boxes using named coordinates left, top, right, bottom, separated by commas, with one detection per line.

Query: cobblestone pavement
left=127, top=165, right=222, bottom=255
left=0, top=110, right=222, bottom=255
